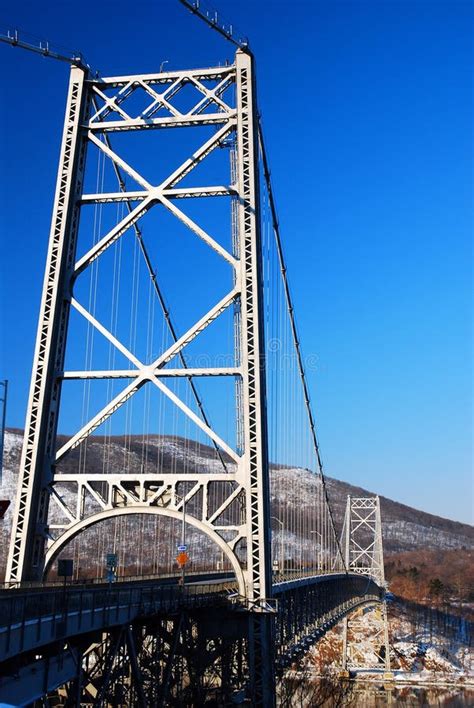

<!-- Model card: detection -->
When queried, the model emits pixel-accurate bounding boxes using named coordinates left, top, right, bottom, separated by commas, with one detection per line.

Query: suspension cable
left=178, top=0, right=346, bottom=573
left=257, top=119, right=346, bottom=570
left=0, top=27, right=90, bottom=70
left=178, top=0, right=249, bottom=51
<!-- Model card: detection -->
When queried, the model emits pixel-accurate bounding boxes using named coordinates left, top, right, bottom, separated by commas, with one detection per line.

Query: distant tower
left=341, top=496, right=392, bottom=676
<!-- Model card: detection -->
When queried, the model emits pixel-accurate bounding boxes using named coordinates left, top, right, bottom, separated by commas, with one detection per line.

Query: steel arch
left=43, top=505, right=246, bottom=595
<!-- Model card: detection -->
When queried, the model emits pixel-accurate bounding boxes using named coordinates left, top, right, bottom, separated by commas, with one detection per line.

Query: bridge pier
left=248, top=613, right=276, bottom=707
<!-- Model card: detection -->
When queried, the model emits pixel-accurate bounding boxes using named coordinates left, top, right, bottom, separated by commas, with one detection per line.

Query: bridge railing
left=0, top=568, right=235, bottom=592
left=0, top=578, right=236, bottom=663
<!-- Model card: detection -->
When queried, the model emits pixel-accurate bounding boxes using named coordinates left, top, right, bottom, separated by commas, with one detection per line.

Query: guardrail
left=0, top=570, right=384, bottom=666
left=0, top=568, right=234, bottom=592
left=0, top=579, right=234, bottom=663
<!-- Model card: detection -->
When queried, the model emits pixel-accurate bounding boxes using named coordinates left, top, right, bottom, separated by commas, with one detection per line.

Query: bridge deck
left=0, top=572, right=383, bottom=705
left=0, top=572, right=382, bottom=664
left=0, top=575, right=234, bottom=663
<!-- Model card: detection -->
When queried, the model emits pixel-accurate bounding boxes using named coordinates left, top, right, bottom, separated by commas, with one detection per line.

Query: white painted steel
left=6, top=55, right=272, bottom=611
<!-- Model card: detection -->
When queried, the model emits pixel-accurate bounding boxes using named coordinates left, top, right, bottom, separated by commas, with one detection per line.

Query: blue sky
left=0, top=0, right=472, bottom=523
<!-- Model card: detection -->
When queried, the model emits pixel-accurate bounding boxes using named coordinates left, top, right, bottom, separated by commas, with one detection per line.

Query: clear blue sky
left=0, top=0, right=472, bottom=523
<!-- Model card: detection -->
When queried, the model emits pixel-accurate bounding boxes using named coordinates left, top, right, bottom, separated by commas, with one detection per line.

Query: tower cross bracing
left=6, top=53, right=271, bottom=614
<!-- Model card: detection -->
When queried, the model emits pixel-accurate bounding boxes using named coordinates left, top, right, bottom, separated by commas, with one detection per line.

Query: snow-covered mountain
left=1, top=429, right=472, bottom=578
left=324, top=476, right=473, bottom=554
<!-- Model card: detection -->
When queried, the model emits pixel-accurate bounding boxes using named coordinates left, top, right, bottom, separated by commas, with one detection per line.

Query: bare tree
left=277, top=664, right=354, bottom=707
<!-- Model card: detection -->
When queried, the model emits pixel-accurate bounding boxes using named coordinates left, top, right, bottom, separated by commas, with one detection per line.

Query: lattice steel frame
left=343, top=496, right=385, bottom=585
left=6, top=67, right=91, bottom=582
left=341, top=496, right=391, bottom=673
left=60, top=612, right=248, bottom=707
left=342, top=602, right=391, bottom=672
left=6, top=52, right=272, bottom=624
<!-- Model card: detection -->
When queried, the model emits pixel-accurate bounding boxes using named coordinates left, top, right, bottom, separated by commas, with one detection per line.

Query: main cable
left=0, top=27, right=91, bottom=70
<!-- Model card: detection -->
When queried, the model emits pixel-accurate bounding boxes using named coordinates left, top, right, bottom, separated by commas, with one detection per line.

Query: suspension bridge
left=0, top=6, right=390, bottom=706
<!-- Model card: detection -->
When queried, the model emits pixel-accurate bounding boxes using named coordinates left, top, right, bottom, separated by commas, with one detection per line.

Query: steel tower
left=341, top=496, right=391, bottom=675
left=7, top=50, right=274, bottom=704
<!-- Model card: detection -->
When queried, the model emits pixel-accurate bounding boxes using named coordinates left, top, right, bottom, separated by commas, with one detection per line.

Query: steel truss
left=0, top=574, right=383, bottom=706
left=274, top=574, right=382, bottom=671
left=34, top=610, right=249, bottom=707
left=7, top=50, right=274, bottom=704
left=341, top=496, right=391, bottom=674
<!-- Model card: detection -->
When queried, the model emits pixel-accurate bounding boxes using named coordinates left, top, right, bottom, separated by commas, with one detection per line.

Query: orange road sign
left=176, top=551, right=189, bottom=567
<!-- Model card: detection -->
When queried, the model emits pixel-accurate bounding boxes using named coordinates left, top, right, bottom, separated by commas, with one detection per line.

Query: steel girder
left=274, top=573, right=383, bottom=671
left=1, top=609, right=249, bottom=707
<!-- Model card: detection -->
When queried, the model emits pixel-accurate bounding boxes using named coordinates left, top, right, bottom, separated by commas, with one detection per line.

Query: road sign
left=58, top=559, right=74, bottom=577
left=177, top=544, right=187, bottom=552
left=176, top=552, right=189, bottom=567
left=106, top=553, right=118, bottom=568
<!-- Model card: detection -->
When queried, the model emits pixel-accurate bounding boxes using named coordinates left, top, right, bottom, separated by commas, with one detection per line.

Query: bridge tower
left=341, top=496, right=392, bottom=676
left=6, top=50, right=275, bottom=704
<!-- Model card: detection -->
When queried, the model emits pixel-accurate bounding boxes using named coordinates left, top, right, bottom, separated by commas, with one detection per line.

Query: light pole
left=0, top=380, right=7, bottom=483
left=174, top=491, right=187, bottom=589
left=310, top=530, right=323, bottom=573
left=181, top=496, right=186, bottom=588
left=270, top=516, right=284, bottom=575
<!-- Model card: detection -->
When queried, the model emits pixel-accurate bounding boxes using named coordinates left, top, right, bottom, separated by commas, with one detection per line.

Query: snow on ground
left=305, top=601, right=473, bottom=687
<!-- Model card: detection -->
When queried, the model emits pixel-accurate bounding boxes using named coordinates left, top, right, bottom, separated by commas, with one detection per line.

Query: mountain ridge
left=1, top=429, right=472, bottom=569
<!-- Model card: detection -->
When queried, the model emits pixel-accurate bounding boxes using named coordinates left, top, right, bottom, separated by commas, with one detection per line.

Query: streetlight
left=310, top=530, right=323, bottom=574
left=173, top=492, right=188, bottom=589
left=270, top=516, right=284, bottom=575
left=181, top=497, right=186, bottom=586
left=0, top=380, right=8, bottom=482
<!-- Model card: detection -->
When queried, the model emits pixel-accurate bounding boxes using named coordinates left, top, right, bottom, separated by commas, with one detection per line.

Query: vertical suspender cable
left=257, top=120, right=346, bottom=571
left=92, top=112, right=228, bottom=474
